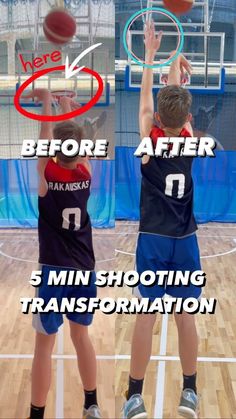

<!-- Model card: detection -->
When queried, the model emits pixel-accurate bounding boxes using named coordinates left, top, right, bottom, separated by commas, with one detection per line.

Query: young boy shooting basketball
left=24, top=89, right=101, bottom=419
left=122, top=22, right=200, bottom=419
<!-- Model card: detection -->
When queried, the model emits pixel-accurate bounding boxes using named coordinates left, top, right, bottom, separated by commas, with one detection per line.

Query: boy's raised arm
left=58, top=95, right=81, bottom=122
left=59, top=96, right=91, bottom=173
left=23, top=88, right=53, bottom=141
left=139, top=21, right=162, bottom=139
left=167, top=53, right=192, bottom=87
left=23, top=88, right=53, bottom=163
left=167, top=54, right=193, bottom=135
left=23, top=88, right=53, bottom=196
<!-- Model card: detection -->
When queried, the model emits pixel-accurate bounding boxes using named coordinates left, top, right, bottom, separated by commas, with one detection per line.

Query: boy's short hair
left=53, top=121, right=83, bottom=163
left=157, top=85, right=192, bottom=129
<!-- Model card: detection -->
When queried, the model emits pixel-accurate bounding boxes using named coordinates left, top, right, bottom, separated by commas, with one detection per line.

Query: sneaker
left=178, top=388, right=199, bottom=418
left=122, top=394, right=147, bottom=419
left=83, top=404, right=101, bottom=419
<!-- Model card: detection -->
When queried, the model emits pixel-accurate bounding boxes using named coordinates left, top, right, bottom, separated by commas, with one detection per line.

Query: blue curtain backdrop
left=1, top=151, right=236, bottom=227
left=0, top=159, right=115, bottom=228
left=116, top=148, right=236, bottom=223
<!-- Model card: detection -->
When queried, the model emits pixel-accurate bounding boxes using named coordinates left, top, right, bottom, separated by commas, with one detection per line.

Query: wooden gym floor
left=0, top=228, right=116, bottom=419
left=115, top=222, right=236, bottom=419
left=0, top=223, right=236, bottom=418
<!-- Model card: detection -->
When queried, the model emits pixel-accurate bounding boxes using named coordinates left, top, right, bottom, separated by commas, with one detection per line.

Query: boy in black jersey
left=122, top=23, right=200, bottom=419
left=24, top=89, right=101, bottom=419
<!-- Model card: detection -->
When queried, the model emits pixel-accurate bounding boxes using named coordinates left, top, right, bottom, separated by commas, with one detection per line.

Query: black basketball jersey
left=139, top=126, right=197, bottom=238
left=38, top=159, right=95, bottom=270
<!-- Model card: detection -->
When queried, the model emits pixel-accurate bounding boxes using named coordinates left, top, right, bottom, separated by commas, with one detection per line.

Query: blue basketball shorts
left=135, top=232, right=202, bottom=301
left=32, top=265, right=97, bottom=335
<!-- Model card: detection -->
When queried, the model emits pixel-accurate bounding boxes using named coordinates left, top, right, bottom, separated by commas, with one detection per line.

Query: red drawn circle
left=14, top=66, right=104, bottom=122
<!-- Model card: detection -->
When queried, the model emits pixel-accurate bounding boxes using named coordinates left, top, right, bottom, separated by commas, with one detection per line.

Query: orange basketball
left=163, top=0, right=194, bottom=15
left=43, top=7, right=76, bottom=45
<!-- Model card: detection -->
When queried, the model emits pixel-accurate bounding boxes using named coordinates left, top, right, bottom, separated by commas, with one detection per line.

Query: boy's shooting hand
left=22, top=88, right=52, bottom=104
left=23, top=88, right=53, bottom=144
left=167, top=52, right=192, bottom=87
left=58, top=95, right=81, bottom=111
left=170, top=51, right=192, bottom=76
left=179, top=54, right=192, bottom=77
left=144, top=21, right=163, bottom=63
left=139, top=21, right=162, bottom=141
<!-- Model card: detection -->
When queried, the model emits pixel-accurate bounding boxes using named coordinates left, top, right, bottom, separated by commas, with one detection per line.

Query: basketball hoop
left=51, top=90, right=76, bottom=102
left=123, top=7, right=184, bottom=69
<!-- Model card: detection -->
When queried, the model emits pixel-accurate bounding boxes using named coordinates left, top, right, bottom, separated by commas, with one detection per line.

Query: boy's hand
left=144, top=21, right=163, bottom=62
left=170, top=51, right=192, bottom=76
left=179, top=54, right=192, bottom=77
left=58, top=95, right=81, bottom=110
left=139, top=21, right=162, bottom=140
left=22, top=88, right=52, bottom=104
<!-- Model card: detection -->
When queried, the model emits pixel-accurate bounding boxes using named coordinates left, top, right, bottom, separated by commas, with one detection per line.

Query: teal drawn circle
left=123, top=7, right=184, bottom=69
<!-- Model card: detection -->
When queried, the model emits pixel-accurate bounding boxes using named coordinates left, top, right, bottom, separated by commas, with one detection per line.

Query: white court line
left=96, top=257, right=116, bottom=263
left=0, top=243, right=36, bottom=263
left=1, top=230, right=235, bottom=240
left=93, top=233, right=119, bottom=236
left=56, top=326, right=64, bottom=419
left=117, top=222, right=236, bottom=229
left=0, top=239, right=38, bottom=242
left=155, top=362, right=165, bottom=419
left=0, top=354, right=116, bottom=360
left=0, top=231, right=117, bottom=236
left=1, top=225, right=236, bottom=234
left=115, top=245, right=236, bottom=259
left=0, top=236, right=226, bottom=242
left=116, top=234, right=236, bottom=238
left=200, top=246, right=236, bottom=259
left=115, top=233, right=236, bottom=238
left=199, top=225, right=236, bottom=229
left=1, top=354, right=235, bottom=363
left=0, top=244, right=115, bottom=264
left=1, top=234, right=236, bottom=241
left=115, top=249, right=135, bottom=256
left=197, top=235, right=236, bottom=238
left=115, top=355, right=236, bottom=363
left=154, top=313, right=168, bottom=419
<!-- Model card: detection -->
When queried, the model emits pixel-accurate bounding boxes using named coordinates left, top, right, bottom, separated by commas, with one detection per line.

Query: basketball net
left=51, top=90, right=76, bottom=114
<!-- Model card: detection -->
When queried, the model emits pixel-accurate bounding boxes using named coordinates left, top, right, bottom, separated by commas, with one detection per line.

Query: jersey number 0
left=62, top=208, right=81, bottom=231
left=165, top=174, right=185, bottom=199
